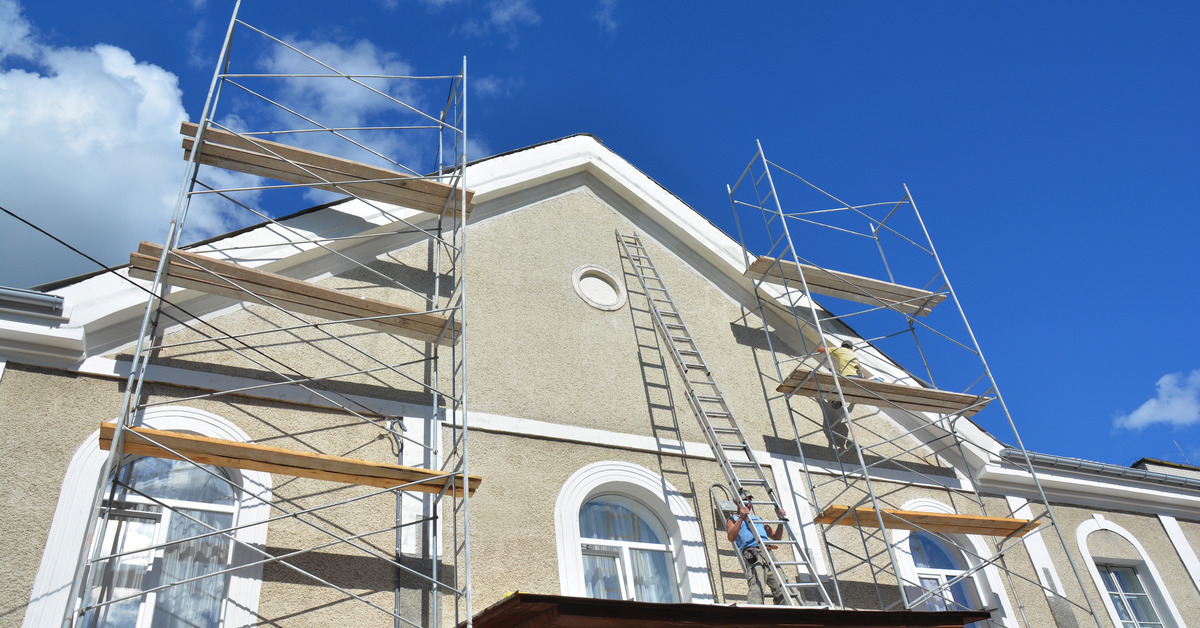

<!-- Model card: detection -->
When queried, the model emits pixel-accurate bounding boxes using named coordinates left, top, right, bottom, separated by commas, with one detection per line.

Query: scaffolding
left=727, top=141, right=1104, bottom=626
left=66, top=2, right=473, bottom=627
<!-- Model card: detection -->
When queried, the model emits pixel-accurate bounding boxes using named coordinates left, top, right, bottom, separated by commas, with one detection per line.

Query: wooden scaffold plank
left=100, top=423, right=480, bottom=497
left=128, top=241, right=461, bottom=346
left=777, top=367, right=993, bottom=417
left=181, top=122, right=473, bottom=220
left=745, top=256, right=946, bottom=317
left=814, top=505, right=1039, bottom=538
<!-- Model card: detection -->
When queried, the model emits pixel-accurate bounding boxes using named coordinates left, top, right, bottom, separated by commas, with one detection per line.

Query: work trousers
left=742, top=546, right=785, bottom=605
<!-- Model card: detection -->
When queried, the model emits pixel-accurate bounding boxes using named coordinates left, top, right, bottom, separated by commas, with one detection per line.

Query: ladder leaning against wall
left=616, top=230, right=832, bottom=608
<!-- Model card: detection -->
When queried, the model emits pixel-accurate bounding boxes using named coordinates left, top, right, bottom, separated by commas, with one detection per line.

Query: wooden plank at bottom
left=100, top=423, right=479, bottom=497
left=814, top=505, right=1038, bottom=537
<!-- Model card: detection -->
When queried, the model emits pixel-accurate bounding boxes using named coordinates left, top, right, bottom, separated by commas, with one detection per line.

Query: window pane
left=1108, top=593, right=1133, bottom=621
left=113, top=457, right=237, bottom=506
left=1125, top=594, right=1161, bottom=624
left=910, top=532, right=964, bottom=570
left=919, top=577, right=948, bottom=611
left=579, top=497, right=663, bottom=544
left=83, top=514, right=159, bottom=627
left=582, top=552, right=624, bottom=600
left=948, top=576, right=976, bottom=611
left=152, top=509, right=235, bottom=628
left=630, top=549, right=677, bottom=603
left=1110, top=566, right=1147, bottom=595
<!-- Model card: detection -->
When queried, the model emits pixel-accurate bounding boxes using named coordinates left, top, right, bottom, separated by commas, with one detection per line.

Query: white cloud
left=1114, top=370, right=1200, bottom=430
left=459, top=0, right=540, bottom=47
left=593, top=0, right=617, bottom=35
left=249, top=35, right=459, bottom=203
left=0, top=4, right=258, bottom=289
left=473, top=74, right=523, bottom=99
left=0, top=0, right=34, bottom=60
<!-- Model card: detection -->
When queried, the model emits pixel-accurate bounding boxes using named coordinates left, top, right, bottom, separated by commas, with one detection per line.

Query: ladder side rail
left=616, top=231, right=831, bottom=607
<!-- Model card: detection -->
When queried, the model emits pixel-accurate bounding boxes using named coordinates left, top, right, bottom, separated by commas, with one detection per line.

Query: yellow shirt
left=828, top=346, right=863, bottom=378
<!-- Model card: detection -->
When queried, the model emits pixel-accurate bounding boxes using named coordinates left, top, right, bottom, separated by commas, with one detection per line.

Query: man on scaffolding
left=726, top=496, right=787, bottom=605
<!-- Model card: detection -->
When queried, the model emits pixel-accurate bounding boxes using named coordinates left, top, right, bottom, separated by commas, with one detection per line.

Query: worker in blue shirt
left=726, top=497, right=787, bottom=605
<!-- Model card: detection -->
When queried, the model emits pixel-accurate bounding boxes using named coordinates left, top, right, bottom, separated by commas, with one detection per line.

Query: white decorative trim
left=23, top=407, right=271, bottom=628
left=554, top=461, right=713, bottom=603
left=769, top=457, right=828, bottom=575
left=571, top=264, right=627, bottom=311
left=1004, top=496, right=1064, bottom=596
left=1158, top=514, right=1200, bottom=595
left=1077, top=515, right=1186, bottom=628
left=465, top=410, right=969, bottom=491
left=890, top=498, right=1016, bottom=627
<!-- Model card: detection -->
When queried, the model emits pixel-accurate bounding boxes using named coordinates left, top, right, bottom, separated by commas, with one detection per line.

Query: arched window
left=23, top=407, right=270, bottom=628
left=578, top=495, right=677, bottom=602
left=1077, top=515, right=1185, bottom=628
left=908, top=532, right=981, bottom=619
left=891, top=499, right=1015, bottom=627
left=554, top=461, right=713, bottom=603
left=82, top=456, right=239, bottom=627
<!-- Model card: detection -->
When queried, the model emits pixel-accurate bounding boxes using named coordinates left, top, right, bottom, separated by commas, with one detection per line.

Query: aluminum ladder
left=616, top=230, right=832, bottom=607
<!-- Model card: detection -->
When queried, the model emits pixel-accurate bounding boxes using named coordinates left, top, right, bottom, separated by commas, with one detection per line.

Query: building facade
left=2, top=135, right=1198, bottom=627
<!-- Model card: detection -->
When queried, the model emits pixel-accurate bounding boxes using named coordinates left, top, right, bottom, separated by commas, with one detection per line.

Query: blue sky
left=1, top=0, right=1197, bottom=467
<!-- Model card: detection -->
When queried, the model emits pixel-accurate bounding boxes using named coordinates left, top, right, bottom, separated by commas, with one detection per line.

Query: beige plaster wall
left=1028, top=502, right=1200, bottom=628
left=0, top=363, right=416, bottom=626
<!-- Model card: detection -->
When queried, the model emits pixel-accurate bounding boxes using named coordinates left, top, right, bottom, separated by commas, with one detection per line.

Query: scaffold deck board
left=777, top=368, right=993, bottom=417
left=129, top=241, right=460, bottom=345
left=181, top=122, right=473, bottom=219
left=814, top=505, right=1038, bottom=538
left=745, top=256, right=946, bottom=316
left=100, top=423, right=480, bottom=496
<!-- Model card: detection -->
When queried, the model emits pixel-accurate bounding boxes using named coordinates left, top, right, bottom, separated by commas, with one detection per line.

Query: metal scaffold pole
left=65, top=3, right=472, bottom=626
left=727, top=142, right=1104, bottom=627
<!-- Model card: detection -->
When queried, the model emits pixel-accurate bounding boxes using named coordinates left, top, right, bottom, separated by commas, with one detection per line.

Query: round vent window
left=573, top=265, right=627, bottom=311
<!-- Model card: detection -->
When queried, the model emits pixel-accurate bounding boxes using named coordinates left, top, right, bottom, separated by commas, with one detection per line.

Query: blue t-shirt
left=731, top=515, right=769, bottom=551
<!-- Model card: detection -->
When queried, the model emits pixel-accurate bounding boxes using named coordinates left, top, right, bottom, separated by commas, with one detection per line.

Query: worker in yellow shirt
left=817, top=340, right=872, bottom=410
left=817, top=340, right=864, bottom=378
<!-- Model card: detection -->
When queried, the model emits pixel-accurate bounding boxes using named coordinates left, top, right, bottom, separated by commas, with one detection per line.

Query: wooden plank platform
left=100, top=423, right=480, bottom=497
left=745, top=256, right=946, bottom=316
left=181, top=122, right=473, bottom=220
left=777, top=368, right=993, bottom=417
left=814, top=505, right=1038, bottom=538
left=128, top=241, right=461, bottom=346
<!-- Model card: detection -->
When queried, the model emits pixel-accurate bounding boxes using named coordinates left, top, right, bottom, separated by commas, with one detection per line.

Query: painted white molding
left=890, top=497, right=1017, bottom=627
left=979, top=461, right=1200, bottom=520
left=554, top=461, right=713, bottom=603
left=1158, top=514, right=1200, bottom=595
left=770, top=457, right=828, bottom=575
left=1004, top=496, right=1064, bottom=597
left=23, top=407, right=271, bottom=628
left=1076, top=514, right=1186, bottom=628
left=572, top=264, right=627, bottom=311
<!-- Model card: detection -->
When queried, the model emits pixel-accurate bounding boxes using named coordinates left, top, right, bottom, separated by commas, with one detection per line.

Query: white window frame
left=579, top=495, right=677, bottom=601
left=891, top=498, right=1016, bottom=627
left=23, top=406, right=271, bottom=628
left=1077, top=514, right=1185, bottom=628
left=554, top=461, right=713, bottom=603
